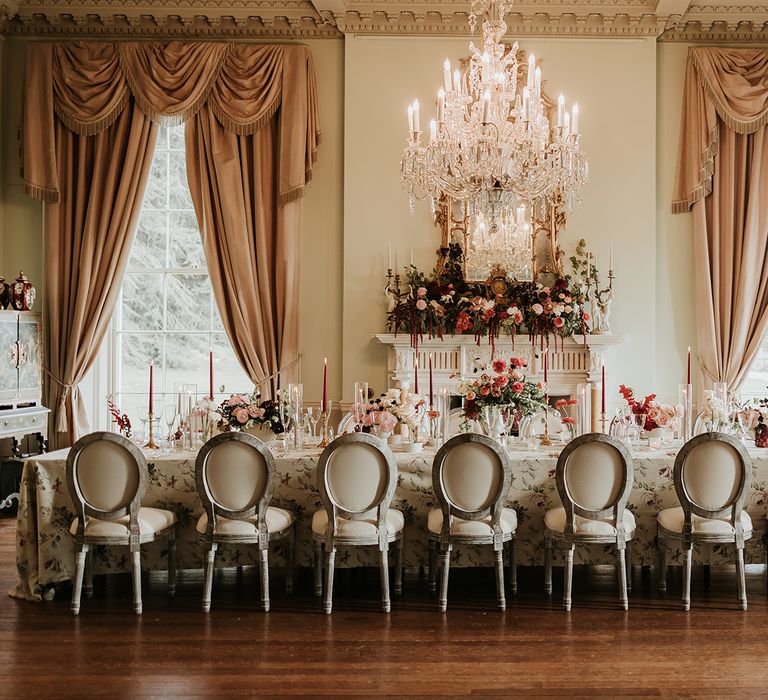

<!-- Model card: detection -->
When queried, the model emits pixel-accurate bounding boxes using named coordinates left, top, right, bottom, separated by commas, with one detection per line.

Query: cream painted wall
left=344, top=35, right=657, bottom=410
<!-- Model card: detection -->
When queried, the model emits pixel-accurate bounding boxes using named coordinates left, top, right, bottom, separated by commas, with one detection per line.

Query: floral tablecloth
left=11, top=443, right=768, bottom=602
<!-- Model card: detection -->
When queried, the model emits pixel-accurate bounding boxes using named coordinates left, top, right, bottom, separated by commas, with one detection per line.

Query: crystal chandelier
left=465, top=205, right=533, bottom=281
left=400, top=0, right=589, bottom=253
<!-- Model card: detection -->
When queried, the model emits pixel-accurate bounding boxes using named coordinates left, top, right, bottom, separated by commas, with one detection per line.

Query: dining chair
left=67, top=432, right=177, bottom=615
left=544, top=433, right=634, bottom=611
left=427, top=433, right=516, bottom=612
left=195, top=432, right=295, bottom=612
left=656, top=432, right=752, bottom=610
left=311, top=432, right=403, bottom=614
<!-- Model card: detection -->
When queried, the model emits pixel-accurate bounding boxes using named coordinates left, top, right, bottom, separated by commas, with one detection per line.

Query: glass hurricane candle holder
left=678, top=383, right=693, bottom=442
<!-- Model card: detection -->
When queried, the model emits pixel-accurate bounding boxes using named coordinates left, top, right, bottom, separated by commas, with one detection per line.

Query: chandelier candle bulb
left=454, top=69, right=461, bottom=93
left=609, top=244, right=614, bottom=272
left=522, top=87, right=530, bottom=120
left=443, top=59, right=452, bottom=92
left=534, top=66, right=542, bottom=96
left=557, top=94, right=565, bottom=127
left=571, top=103, right=580, bottom=135
left=407, top=104, right=414, bottom=134
left=437, top=88, right=445, bottom=123
left=482, top=90, right=491, bottom=124
left=563, top=112, right=570, bottom=134
left=527, top=53, right=535, bottom=88
left=430, top=120, right=437, bottom=142
left=412, top=100, right=420, bottom=133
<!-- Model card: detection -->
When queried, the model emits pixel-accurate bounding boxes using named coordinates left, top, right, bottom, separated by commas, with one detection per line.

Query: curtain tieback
left=45, top=368, right=77, bottom=433
left=255, top=355, right=301, bottom=392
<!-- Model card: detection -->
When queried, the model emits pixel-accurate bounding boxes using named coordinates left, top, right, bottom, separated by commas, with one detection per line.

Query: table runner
left=11, top=444, right=768, bottom=601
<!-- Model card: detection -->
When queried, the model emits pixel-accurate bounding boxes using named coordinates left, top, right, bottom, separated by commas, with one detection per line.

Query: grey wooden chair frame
left=428, top=433, right=515, bottom=612
left=312, top=432, right=403, bottom=614
left=195, top=431, right=294, bottom=612
left=544, top=433, right=634, bottom=611
left=66, top=431, right=176, bottom=615
left=656, top=432, right=752, bottom=610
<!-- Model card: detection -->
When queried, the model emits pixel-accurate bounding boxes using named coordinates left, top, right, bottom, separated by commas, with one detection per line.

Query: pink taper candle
left=322, top=357, right=328, bottom=412
left=148, top=362, right=153, bottom=415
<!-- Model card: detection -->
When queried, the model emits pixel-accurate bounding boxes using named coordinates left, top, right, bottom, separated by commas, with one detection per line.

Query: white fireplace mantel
left=374, top=333, right=626, bottom=398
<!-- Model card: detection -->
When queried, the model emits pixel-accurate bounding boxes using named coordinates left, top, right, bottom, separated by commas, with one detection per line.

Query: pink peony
left=416, top=299, right=427, bottom=310
left=491, top=386, right=502, bottom=398
left=417, top=287, right=427, bottom=298
left=511, top=381, right=524, bottom=394
left=479, top=385, right=491, bottom=397
left=233, top=408, right=250, bottom=424
left=532, top=303, right=544, bottom=315
left=248, top=404, right=261, bottom=418
left=492, top=359, right=507, bottom=374
left=495, top=374, right=509, bottom=388
left=378, top=410, right=397, bottom=433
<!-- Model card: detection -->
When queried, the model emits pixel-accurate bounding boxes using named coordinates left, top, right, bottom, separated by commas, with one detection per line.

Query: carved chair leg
left=323, top=547, right=336, bottom=615
left=563, top=545, right=574, bottom=612
left=131, top=550, right=143, bottom=615
left=313, top=541, right=323, bottom=597
left=394, top=538, right=403, bottom=596
left=428, top=539, right=437, bottom=592
left=83, top=547, right=94, bottom=600
left=682, top=546, right=692, bottom=611
left=618, top=546, right=628, bottom=611
left=494, top=547, right=506, bottom=612
left=656, top=534, right=667, bottom=593
left=544, top=533, right=553, bottom=596
left=509, top=538, right=517, bottom=595
left=259, top=547, right=270, bottom=612
left=71, top=543, right=88, bottom=615
left=286, top=528, right=295, bottom=595
left=625, top=540, right=632, bottom=594
left=380, top=546, right=391, bottom=613
left=202, top=542, right=217, bottom=613
left=736, top=545, right=747, bottom=611
left=439, top=546, right=451, bottom=612
left=168, top=531, right=177, bottom=598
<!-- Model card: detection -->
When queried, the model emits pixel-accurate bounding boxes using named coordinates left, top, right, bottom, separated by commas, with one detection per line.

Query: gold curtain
left=22, top=41, right=320, bottom=445
left=673, top=48, right=768, bottom=391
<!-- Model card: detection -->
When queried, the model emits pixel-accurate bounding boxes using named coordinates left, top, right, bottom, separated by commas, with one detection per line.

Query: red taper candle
left=429, top=354, right=434, bottom=408
left=601, top=361, right=606, bottom=414
left=209, top=349, right=214, bottom=400
left=148, top=362, right=154, bottom=415
left=687, top=346, right=691, bottom=385
left=322, top=357, right=328, bottom=412
left=414, top=356, right=419, bottom=394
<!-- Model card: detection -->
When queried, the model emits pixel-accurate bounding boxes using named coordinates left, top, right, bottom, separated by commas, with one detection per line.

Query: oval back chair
left=312, top=432, right=403, bottom=613
left=657, top=432, right=752, bottom=610
left=428, top=433, right=515, bottom=611
left=195, top=431, right=294, bottom=612
left=66, top=431, right=177, bottom=615
left=544, top=433, right=634, bottom=611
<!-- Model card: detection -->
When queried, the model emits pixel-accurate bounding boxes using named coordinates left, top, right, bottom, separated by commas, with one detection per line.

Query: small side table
left=0, top=406, right=50, bottom=510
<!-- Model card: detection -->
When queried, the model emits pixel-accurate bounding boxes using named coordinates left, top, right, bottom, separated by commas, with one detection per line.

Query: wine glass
left=631, top=413, right=646, bottom=444
left=163, top=404, right=177, bottom=450
left=736, top=411, right=751, bottom=444
left=353, top=381, right=368, bottom=432
left=307, top=406, right=320, bottom=438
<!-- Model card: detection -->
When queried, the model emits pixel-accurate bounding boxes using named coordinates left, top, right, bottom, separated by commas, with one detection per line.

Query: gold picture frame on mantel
left=433, top=48, right=567, bottom=285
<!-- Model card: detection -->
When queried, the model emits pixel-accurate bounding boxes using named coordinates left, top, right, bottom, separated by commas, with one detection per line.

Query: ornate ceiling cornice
left=1, top=0, right=767, bottom=40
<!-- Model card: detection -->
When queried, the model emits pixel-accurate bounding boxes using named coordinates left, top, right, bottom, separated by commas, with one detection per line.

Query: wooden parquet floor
left=0, top=514, right=766, bottom=698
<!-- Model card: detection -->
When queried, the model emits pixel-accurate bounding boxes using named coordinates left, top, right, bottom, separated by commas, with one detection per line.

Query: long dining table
left=10, top=440, right=768, bottom=602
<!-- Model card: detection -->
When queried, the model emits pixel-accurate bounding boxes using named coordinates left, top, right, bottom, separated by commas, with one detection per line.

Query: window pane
left=121, top=273, right=163, bottom=331
left=168, top=150, right=193, bottom=210
left=144, top=151, right=168, bottom=210
left=166, top=273, right=209, bottom=331
left=119, top=332, right=161, bottom=394
left=168, top=124, right=184, bottom=150
left=131, top=211, right=168, bottom=270
left=212, top=333, right=252, bottom=397
left=169, top=210, right=204, bottom=269
left=165, top=333, right=210, bottom=393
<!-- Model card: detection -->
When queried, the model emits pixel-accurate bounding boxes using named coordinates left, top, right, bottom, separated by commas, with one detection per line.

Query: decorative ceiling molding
left=1, top=0, right=766, bottom=40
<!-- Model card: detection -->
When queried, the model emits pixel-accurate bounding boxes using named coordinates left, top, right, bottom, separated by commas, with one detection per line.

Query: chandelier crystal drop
left=400, top=0, right=589, bottom=251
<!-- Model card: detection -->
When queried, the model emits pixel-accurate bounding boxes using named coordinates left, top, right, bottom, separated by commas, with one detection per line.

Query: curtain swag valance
left=673, top=47, right=768, bottom=213
left=23, top=41, right=321, bottom=205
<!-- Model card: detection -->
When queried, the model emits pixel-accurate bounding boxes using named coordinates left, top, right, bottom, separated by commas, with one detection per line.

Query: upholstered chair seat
left=427, top=434, right=516, bottom=612
left=544, top=434, right=634, bottom=611
left=427, top=507, right=517, bottom=537
left=195, top=433, right=295, bottom=613
left=658, top=506, right=752, bottom=536
left=71, top=507, right=176, bottom=540
left=544, top=507, right=636, bottom=536
left=196, top=507, right=294, bottom=538
left=312, top=508, right=404, bottom=540
left=656, top=433, right=752, bottom=610
left=66, top=432, right=177, bottom=615
left=312, top=433, right=404, bottom=614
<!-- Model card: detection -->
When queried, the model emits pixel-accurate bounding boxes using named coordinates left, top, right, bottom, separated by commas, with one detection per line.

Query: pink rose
left=553, top=317, right=564, bottom=329
left=248, top=405, right=260, bottom=418
left=491, top=386, right=502, bottom=398
left=417, top=287, right=427, bottom=298
left=416, top=299, right=427, bottom=310
left=513, top=312, right=523, bottom=324
left=379, top=410, right=397, bottom=433
left=233, top=408, right=249, bottom=424
left=564, top=305, right=573, bottom=313
left=532, top=303, right=544, bottom=315
left=363, top=412, right=374, bottom=427
left=657, top=413, right=672, bottom=428
left=466, top=391, right=476, bottom=401
left=479, top=386, right=491, bottom=397
left=511, top=382, right=524, bottom=394
left=495, top=374, right=509, bottom=387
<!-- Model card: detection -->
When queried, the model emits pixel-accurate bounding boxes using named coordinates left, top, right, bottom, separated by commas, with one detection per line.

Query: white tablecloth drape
left=11, top=444, right=768, bottom=601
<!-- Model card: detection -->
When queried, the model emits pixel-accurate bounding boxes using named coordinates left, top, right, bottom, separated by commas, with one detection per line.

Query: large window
left=113, top=125, right=250, bottom=417
left=741, top=337, right=768, bottom=401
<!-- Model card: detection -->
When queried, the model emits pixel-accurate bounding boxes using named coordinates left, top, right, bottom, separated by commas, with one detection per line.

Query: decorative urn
left=9, top=271, right=35, bottom=311
left=755, top=420, right=768, bottom=448
left=0, top=277, right=9, bottom=309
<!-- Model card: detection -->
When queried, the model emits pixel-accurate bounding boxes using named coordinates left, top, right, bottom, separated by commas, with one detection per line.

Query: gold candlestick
left=145, top=412, right=159, bottom=450
left=319, top=410, right=331, bottom=448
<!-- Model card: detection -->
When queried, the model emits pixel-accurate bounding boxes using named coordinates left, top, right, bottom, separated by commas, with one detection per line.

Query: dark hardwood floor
left=0, top=515, right=766, bottom=698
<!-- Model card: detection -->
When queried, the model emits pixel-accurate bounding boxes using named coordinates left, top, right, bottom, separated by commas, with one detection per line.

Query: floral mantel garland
left=387, top=241, right=593, bottom=351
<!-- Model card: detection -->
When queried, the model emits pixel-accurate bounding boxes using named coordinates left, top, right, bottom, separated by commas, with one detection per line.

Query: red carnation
left=511, top=381, right=524, bottom=394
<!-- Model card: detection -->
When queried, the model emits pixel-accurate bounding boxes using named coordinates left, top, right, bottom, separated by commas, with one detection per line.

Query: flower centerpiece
left=217, top=393, right=285, bottom=435
left=457, top=356, right=547, bottom=425
left=364, top=389, right=425, bottom=438
left=554, top=398, right=578, bottom=437
left=194, top=397, right=222, bottom=441
left=700, top=390, right=731, bottom=431
left=619, top=385, right=680, bottom=433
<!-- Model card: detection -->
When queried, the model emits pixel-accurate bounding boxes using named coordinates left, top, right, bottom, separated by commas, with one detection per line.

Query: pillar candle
left=429, top=354, right=434, bottom=408
left=209, top=349, right=214, bottom=400
left=322, top=357, right=328, bottom=412
left=591, top=384, right=599, bottom=432
left=148, top=362, right=154, bottom=415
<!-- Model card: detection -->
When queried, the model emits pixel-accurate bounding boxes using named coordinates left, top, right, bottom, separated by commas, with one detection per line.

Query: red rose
left=511, top=382, right=524, bottom=394
left=480, top=385, right=491, bottom=396
left=553, top=317, right=564, bottom=328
